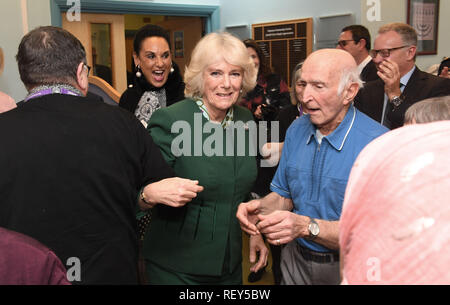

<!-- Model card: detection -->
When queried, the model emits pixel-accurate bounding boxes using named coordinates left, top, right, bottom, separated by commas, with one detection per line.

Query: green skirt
left=145, top=260, right=242, bottom=285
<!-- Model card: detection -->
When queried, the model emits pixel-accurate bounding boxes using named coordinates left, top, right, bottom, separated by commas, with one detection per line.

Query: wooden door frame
left=50, top=0, right=220, bottom=33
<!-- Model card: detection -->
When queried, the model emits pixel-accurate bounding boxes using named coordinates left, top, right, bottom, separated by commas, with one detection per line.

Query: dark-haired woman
left=119, top=24, right=185, bottom=128
left=119, top=25, right=185, bottom=283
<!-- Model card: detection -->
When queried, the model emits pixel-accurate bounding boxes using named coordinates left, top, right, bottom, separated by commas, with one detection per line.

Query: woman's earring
left=135, top=65, right=142, bottom=78
left=170, top=64, right=174, bottom=73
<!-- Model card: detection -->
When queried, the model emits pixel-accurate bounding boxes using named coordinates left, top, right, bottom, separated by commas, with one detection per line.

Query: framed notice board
left=252, top=18, right=313, bottom=86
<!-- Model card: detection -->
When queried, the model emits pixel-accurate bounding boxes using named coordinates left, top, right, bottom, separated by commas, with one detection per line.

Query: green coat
left=143, top=99, right=257, bottom=278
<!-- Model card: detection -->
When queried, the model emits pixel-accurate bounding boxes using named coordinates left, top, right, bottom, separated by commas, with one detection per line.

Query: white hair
left=337, top=67, right=363, bottom=96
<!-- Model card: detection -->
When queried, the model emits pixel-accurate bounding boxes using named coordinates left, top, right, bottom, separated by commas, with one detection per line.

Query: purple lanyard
left=297, top=103, right=303, bottom=116
left=25, top=87, right=81, bottom=102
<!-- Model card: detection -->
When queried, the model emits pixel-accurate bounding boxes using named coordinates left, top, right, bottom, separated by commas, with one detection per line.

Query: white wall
left=361, top=0, right=449, bottom=71
left=0, top=0, right=52, bottom=102
left=219, top=0, right=362, bottom=46
left=0, top=0, right=27, bottom=101
left=120, top=0, right=220, bottom=4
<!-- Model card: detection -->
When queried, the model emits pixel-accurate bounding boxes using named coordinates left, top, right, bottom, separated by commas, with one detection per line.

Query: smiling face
left=202, top=58, right=243, bottom=122
left=300, top=50, right=356, bottom=135
left=133, top=36, right=171, bottom=88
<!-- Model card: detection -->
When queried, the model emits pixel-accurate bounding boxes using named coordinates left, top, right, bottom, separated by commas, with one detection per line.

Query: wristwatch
left=389, top=95, right=404, bottom=108
left=307, top=217, right=320, bottom=241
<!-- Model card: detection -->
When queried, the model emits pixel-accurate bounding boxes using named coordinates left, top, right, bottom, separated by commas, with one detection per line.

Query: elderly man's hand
left=236, top=200, right=261, bottom=235
left=140, top=177, right=204, bottom=209
left=256, top=210, right=309, bottom=246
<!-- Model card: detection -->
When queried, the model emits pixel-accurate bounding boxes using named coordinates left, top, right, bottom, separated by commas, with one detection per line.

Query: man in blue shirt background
left=237, top=49, right=388, bottom=285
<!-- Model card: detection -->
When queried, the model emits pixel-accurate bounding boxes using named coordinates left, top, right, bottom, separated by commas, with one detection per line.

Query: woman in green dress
left=141, top=32, right=268, bottom=284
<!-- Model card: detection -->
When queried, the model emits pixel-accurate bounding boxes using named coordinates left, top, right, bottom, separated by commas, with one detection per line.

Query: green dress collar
left=195, top=99, right=234, bottom=129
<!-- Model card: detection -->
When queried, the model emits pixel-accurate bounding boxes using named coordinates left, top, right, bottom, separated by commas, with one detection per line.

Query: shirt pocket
left=324, top=178, right=347, bottom=220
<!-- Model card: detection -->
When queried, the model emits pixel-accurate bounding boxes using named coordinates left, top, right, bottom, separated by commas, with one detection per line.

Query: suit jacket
left=360, top=60, right=380, bottom=83
left=354, top=67, right=450, bottom=129
left=143, top=99, right=257, bottom=278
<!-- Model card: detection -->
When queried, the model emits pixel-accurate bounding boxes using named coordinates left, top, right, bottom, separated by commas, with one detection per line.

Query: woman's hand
left=236, top=199, right=262, bottom=235
left=140, top=177, right=204, bottom=209
left=249, top=234, right=268, bottom=273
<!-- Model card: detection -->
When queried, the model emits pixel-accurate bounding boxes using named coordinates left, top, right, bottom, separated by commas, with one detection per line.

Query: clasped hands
left=236, top=199, right=308, bottom=246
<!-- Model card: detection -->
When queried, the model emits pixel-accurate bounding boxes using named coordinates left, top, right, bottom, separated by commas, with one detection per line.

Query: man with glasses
left=337, top=25, right=379, bottom=83
left=354, top=23, right=450, bottom=129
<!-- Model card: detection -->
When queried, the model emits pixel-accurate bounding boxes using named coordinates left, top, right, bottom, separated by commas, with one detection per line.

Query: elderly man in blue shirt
left=237, top=49, right=388, bottom=285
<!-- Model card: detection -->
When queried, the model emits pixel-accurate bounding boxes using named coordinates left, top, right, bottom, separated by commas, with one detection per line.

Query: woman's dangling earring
left=170, top=64, right=174, bottom=74
left=135, top=65, right=142, bottom=78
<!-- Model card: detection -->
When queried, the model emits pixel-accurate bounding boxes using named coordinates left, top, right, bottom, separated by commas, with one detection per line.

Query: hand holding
left=236, top=199, right=261, bottom=235
left=257, top=210, right=308, bottom=245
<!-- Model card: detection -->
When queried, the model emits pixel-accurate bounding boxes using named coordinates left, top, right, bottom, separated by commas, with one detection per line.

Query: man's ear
left=76, top=62, right=88, bottom=95
left=406, top=45, right=417, bottom=61
left=343, top=82, right=360, bottom=105
left=357, top=38, right=367, bottom=51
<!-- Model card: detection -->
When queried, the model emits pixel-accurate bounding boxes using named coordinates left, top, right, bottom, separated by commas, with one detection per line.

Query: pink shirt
left=340, top=121, right=450, bottom=285
left=0, top=228, right=71, bottom=285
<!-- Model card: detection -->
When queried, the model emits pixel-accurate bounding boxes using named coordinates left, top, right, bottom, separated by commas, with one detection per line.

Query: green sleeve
left=147, top=108, right=176, bottom=167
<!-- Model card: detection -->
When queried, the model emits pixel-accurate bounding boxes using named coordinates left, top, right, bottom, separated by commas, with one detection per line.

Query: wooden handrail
left=88, top=75, right=120, bottom=104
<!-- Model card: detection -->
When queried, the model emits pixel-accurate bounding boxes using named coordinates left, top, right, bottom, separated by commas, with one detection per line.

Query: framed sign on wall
left=252, top=18, right=313, bottom=86
left=407, top=0, right=440, bottom=55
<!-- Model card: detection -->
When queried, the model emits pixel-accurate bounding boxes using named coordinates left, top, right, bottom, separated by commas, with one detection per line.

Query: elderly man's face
left=300, top=57, right=349, bottom=135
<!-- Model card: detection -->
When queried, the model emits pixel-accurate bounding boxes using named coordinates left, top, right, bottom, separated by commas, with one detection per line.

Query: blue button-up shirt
left=270, top=104, right=388, bottom=252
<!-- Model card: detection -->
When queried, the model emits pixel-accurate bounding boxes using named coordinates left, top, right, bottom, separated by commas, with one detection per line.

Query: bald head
left=304, top=49, right=362, bottom=96
left=300, top=49, right=362, bottom=135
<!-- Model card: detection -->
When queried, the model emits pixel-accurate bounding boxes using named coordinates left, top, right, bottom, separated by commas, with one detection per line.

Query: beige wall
left=361, top=0, right=449, bottom=72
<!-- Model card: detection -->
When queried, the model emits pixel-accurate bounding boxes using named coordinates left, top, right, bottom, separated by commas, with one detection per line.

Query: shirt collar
left=306, top=104, right=357, bottom=151
left=195, top=99, right=234, bottom=129
left=400, top=66, right=416, bottom=87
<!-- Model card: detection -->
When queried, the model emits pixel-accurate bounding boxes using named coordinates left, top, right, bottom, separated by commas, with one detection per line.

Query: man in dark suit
left=354, top=23, right=450, bottom=129
left=337, top=25, right=379, bottom=83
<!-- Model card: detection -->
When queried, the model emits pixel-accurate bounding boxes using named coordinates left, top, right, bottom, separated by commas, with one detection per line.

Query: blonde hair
left=184, top=32, right=257, bottom=100
left=290, top=62, right=303, bottom=105
left=404, top=96, right=450, bottom=124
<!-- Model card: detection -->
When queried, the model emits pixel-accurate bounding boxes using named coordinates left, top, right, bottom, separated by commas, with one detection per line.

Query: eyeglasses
left=369, top=45, right=410, bottom=58
left=336, top=40, right=355, bottom=47
left=84, top=64, right=91, bottom=76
